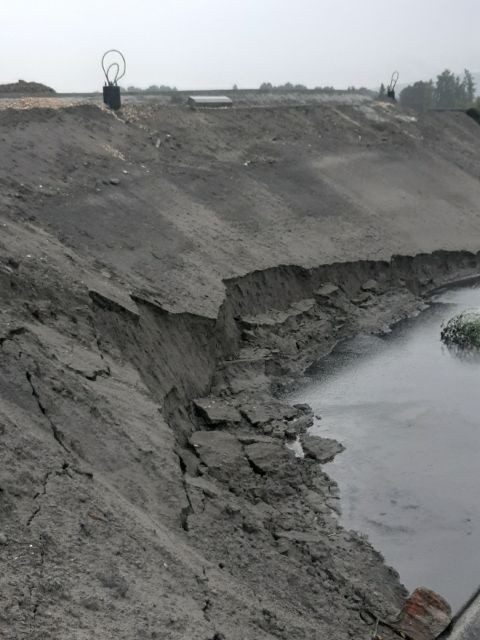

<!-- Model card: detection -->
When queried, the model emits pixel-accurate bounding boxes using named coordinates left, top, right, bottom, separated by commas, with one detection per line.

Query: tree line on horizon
left=383, top=69, right=478, bottom=112
left=122, top=82, right=375, bottom=95
left=125, top=85, right=178, bottom=92
left=259, top=82, right=374, bottom=95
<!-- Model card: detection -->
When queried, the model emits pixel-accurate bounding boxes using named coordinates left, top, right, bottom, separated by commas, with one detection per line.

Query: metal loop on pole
left=101, top=50, right=126, bottom=86
left=388, top=71, right=399, bottom=93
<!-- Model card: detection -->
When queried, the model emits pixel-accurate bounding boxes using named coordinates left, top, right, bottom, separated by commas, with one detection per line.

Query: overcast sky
left=1, top=0, right=479, bottom=92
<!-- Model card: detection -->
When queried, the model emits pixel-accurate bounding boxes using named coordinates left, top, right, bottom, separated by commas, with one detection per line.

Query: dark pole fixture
left=101, top=49, right=126, bottom=111
left=387, top=71, right=399, bottom=101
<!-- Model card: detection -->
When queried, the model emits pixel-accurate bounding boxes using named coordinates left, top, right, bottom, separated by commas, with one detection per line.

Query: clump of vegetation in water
left=441, top=310, right=480, bottom=350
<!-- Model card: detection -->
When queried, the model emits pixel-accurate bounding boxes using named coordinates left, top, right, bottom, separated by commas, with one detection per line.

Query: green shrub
left=441, top=310, right=480, bottom=349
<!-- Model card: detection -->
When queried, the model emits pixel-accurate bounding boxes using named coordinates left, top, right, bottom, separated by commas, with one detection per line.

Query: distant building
left=187, top=96, right=233, bottom=109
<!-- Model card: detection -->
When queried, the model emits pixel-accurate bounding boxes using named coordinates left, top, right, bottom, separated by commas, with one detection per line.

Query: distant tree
left=358, top=87, right=375, bottom=96
left=257, top=82, right=372, bottom=95
left=125, top=84, right=177, bottom=93
left=378, top=83, right=386, bottom=99
left=400, top=80, right=435, bottom=111
left=398, top=68, right=477, bottom=111
left=464, top=69, right=476, bottom=104
left=145, top=84, right=177, bottom=93
left=434, top=69, right=462, bottom=108
left=259, top=82, right=307, bottom=91
left=456, top=74, right=467, bottom=104
left=232, top=83, right=238, bottom=91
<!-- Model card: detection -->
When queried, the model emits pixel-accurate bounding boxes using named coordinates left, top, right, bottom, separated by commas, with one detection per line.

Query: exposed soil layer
left=1, top=99, right=480, bottom=639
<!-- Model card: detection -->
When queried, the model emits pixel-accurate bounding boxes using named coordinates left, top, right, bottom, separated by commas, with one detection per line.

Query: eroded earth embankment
left=1, top=100, right=480, bottom=639
left=1, top=241, right=478, bottom=639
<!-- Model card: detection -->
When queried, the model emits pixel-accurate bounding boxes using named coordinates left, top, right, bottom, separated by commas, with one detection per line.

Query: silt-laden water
left=290, top=282, right=480, bottom=610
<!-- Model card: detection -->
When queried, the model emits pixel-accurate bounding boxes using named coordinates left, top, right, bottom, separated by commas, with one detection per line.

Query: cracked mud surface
left=1, top=99, right=480, bottom=638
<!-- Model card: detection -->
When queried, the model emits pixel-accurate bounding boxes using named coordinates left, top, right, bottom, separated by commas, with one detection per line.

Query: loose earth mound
left=0, top=79, right=55, bottom=94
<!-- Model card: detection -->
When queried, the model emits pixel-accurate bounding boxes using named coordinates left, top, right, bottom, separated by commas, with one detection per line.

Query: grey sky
left=1, top=0, right=479, bottom=92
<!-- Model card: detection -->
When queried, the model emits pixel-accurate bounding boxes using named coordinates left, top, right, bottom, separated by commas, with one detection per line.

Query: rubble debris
left=239, top=399, right=298, bottom=426
left=397, top=588, right=452, bottom=640
left=301, top=434, right=345, bottom=463
left=315, top=283, right=340, bottom=298
left=362, top=279, right=381, bottom=292
left=193, top=397, right=242, bottom=426
left=189, top=431, right=246, bottom=473
left=244, top=441, right=292, bottom=474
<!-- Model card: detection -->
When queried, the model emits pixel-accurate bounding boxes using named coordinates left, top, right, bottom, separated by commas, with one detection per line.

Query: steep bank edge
left=89, top=249, right=480, bottom=639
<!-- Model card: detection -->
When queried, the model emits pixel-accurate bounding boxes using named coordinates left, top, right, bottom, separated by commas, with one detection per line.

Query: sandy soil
left=1, top=96, right=480, bottom=639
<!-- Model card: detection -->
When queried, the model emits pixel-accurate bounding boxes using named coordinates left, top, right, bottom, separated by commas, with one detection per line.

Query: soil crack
left=26, top=506, right=41, bottom=527
left=26, top=371, right=70, bottom=453
left=177, top=453, right=195, bottom=531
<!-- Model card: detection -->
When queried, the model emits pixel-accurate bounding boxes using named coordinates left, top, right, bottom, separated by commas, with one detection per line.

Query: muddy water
left=290, top=281, right=480, bottom=610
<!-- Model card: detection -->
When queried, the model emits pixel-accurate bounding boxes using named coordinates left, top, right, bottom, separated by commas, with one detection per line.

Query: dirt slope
left=1, top=98, right=480, bottom=639
left=3, top=100, right=480, bottom=315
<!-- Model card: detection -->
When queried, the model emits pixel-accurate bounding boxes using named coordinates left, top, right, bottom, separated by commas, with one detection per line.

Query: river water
left=290, top=281, right=480, bottom=610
